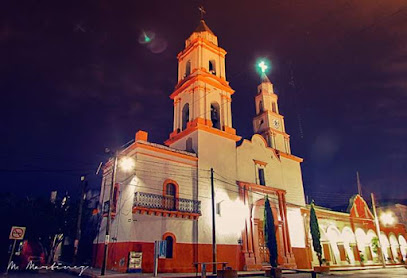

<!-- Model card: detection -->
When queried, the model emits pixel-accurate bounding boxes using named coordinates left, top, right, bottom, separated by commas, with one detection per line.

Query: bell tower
left=165, top=19, right=240, bottom=152
left=253, top=74, right=291, bottom=154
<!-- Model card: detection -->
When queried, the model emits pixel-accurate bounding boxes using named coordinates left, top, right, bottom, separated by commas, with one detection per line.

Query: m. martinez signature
left=7, top=261, right=89, bottom=276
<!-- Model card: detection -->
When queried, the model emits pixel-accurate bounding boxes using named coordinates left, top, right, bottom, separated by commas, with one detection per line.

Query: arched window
left=272, top=102, right=277, bottom=113
left=165, top=235, right=174, bottom=258
left=165, top=183, right=176, bottom=211
left=211, top=102, right=220, bottom=129
left=182, top=103, right=189, bottom=130
left=209, top=60, right=216, bottom=75
left=185, top=60, right=191, bottom=77
left=259, top=100, right=264, bottom=113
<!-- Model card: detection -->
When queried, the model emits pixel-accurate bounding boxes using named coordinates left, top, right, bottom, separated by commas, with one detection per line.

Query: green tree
left=371, top=237, right=379, bottom=255
left=264, top=196, right=278, bottom=267
left=310, top=202, right=323, bottom=266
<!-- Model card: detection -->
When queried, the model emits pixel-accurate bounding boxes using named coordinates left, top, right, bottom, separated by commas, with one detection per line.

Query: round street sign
left=9, top=226, right=26, bottom=240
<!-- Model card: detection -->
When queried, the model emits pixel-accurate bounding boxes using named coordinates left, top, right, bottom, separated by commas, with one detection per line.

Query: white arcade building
left=93, top=19, right=310, bottom=273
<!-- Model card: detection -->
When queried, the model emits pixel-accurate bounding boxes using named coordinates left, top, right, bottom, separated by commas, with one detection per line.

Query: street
left=3, top=267, right=407, bottom=278
left=246, top=267, right=407, bottom=277
left=4, top=271, right=73, bottom=278
left=318, top=267, right=407, bottom=277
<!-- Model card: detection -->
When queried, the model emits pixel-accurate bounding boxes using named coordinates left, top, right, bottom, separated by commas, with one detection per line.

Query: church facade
left=92, top=20, right=407, bottom=272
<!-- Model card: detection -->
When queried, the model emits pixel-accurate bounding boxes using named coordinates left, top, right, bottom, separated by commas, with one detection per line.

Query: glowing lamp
left=119, top=157, right=135, bottom=172
left=380, top=211, right=395, bottom=226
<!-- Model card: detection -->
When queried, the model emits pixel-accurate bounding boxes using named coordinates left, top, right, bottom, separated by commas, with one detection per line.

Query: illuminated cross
left=198, top=6, right=206, bottom=20
left=258, top=61, right=268, bottom=73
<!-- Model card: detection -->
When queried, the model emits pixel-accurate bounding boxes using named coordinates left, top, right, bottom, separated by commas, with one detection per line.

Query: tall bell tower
left=252, top=74, right=291, bottom=154
left=165, top=19, right=241, bottom=152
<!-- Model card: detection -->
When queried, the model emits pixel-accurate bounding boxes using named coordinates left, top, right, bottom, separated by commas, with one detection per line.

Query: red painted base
left=93, top=242, right=245, bottom=273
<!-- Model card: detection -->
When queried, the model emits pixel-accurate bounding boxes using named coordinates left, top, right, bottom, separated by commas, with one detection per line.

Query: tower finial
left=198, top=6, right=206, bottom=20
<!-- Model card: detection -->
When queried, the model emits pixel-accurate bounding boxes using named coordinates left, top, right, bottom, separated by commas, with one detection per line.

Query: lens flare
left=147, top=38, right=168, bottom=54
left=138, top=31, right=155, bottom=44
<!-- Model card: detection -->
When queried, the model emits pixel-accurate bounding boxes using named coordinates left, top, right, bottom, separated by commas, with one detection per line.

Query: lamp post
left=371, top=193, right=386, bottom=268
left=73, top=175, right=87, bottom=264
left=101, top=152, right=135, bottom=275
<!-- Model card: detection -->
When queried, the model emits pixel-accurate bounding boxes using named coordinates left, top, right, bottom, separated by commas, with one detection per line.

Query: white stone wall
left=279, top=157, right=306, bottom=207
left=236, top=134, right=305, bottom=207
left=287, top=207, right=306, bottom=248
left=96, top=143, right=199, bottom=245
left=196, top=130, right=240, bottom=245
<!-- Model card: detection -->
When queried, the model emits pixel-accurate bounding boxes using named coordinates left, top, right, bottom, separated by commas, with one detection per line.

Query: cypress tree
left=310, top=202, right=323, bottom=266
left=264, top=196, right=278, bottom=267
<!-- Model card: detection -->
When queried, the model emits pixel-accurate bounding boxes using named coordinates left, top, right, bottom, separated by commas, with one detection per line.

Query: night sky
left=2, top=0, right=407, bottom=207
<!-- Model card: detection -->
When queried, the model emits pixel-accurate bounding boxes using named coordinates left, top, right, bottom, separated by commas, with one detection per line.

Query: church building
left=92, top=19, right=407, bottom=273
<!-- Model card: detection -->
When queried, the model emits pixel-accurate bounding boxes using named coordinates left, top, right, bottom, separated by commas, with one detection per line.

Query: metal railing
left=133, top=191, right=201, bottom=214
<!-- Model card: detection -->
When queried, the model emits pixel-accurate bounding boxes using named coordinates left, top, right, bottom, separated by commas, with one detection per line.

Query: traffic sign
left=9, top=226, right=26, bottom=240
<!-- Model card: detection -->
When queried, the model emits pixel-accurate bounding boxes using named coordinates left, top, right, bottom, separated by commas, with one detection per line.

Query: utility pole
left=73, top=175, right=87, bottom=264
left=210, top=168, right=217, bottom=275
left=101, top=153, right=118, bottom=275
left=371, top=193, right=386, bottom=268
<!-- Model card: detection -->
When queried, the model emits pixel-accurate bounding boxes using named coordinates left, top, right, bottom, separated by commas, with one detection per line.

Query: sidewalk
left=65, top=267, right=266, bottom=278
left=65, top=265, right=406, bottom=278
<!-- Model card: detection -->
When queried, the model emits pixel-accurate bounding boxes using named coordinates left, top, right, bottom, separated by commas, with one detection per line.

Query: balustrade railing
left=133, top=191, right=201, bottom=214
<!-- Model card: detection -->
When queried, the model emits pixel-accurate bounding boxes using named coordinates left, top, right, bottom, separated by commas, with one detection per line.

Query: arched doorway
left=366, top=229, right=378, bottom=262
left=355, top=228, right=373, bottom=263
left=389, top=233, right=400, bottom=262
left=252, top=198, right=281, bottom=265
left=379, top=232, right=391, bottom=262
left=326, top=225, right=342, bottom=264
left=341, top=227, right=356, bottom=264
left=398, top=235, right=407, bottom=261
left=163, top=179, right=178, bottom=211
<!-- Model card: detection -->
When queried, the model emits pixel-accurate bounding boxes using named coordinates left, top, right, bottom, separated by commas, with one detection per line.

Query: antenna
left=356, top=171, right=362, bottom=197
left=96, top=162, right=103, bottom=175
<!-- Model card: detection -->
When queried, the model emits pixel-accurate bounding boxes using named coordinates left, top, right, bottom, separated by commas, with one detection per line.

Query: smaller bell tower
left=253, top=74, right=291, bottom=154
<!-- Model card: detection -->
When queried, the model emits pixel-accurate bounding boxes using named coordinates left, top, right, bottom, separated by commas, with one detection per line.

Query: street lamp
left=380, top=212, right=395, bottom=226
left=119, top=157, right=136, bottom=173
left=101, top=152, right=135, bottom=275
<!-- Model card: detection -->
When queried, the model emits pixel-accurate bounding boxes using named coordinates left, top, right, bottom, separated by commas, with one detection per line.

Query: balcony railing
left=133, top=191, right=201, bottom=214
